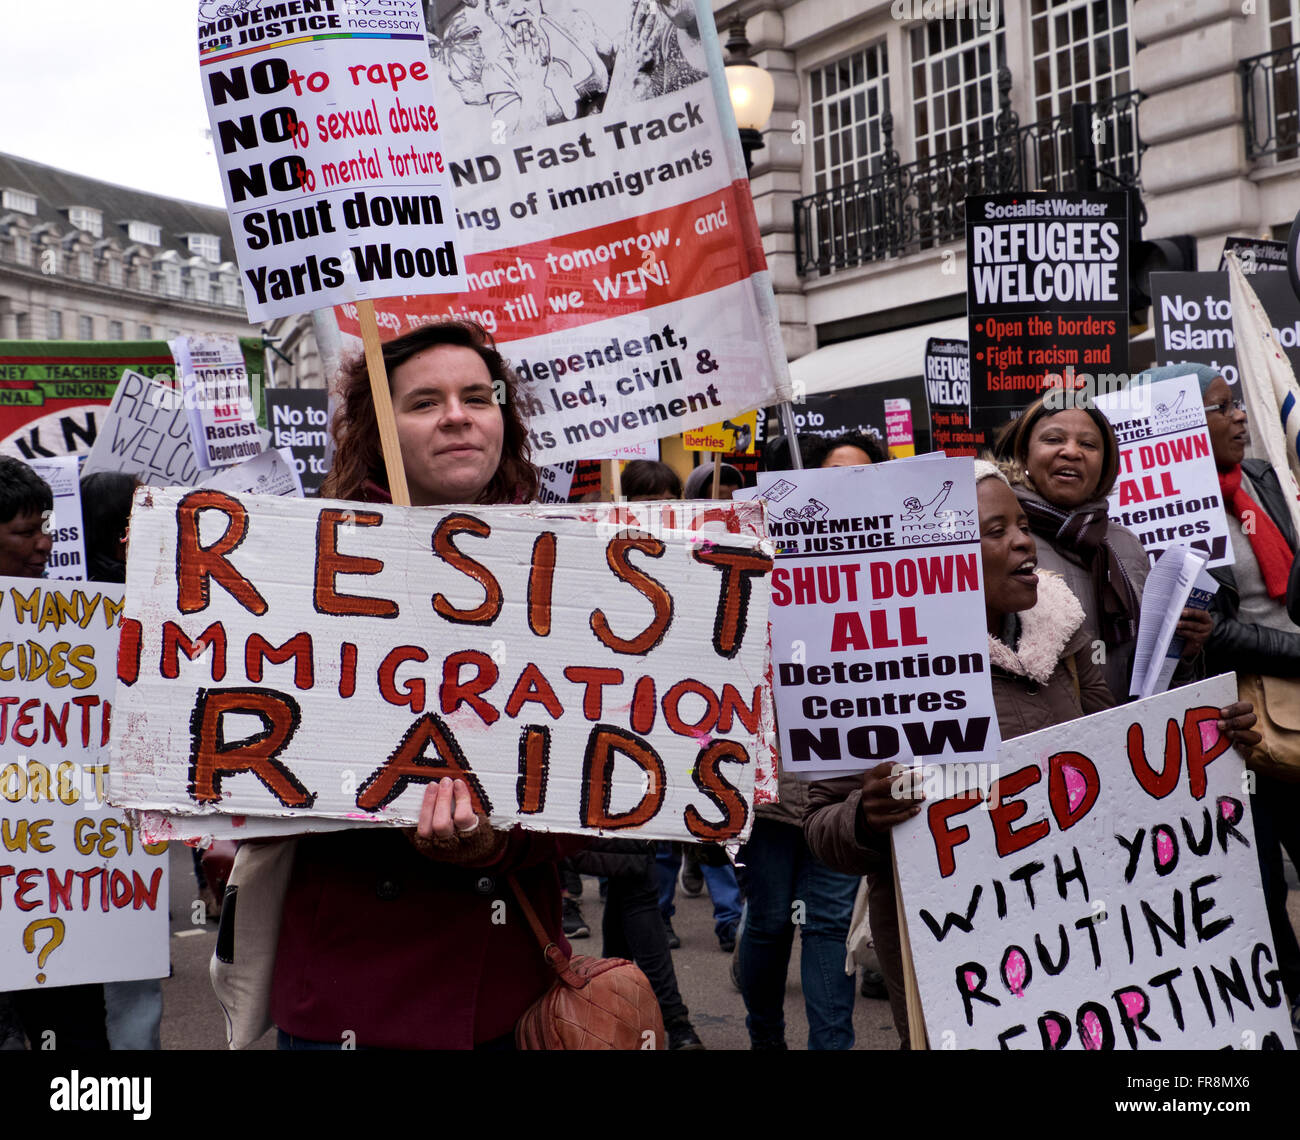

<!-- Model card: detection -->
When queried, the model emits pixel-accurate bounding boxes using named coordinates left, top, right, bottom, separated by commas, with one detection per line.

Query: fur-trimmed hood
left=986, top=571, right=1085, bottom=685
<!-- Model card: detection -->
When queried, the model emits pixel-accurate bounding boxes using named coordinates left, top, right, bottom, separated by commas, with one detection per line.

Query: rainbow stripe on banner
left=200, top=32, right=424, bottom=65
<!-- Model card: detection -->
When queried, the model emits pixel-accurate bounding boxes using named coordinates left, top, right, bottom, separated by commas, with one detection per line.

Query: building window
left=67, top=206, right=103, bottom=237
left=77, top=315, right=94, bottom=340
left=1030, top=0, right=1137, bottom=186
left=106, top=259, right=123, bottom=287
left=47, top=310, right=62, bottom=340
left=107, top=320, right=124, bottom=341
left=2, top=189, right=37, bottom=215
left=14, top=313, right=30, bottom=339
left=127, top=220, right=162, bottom=245
left=138, top=324, right=152, bottom=339
left=1267, top=0, right=1299, bottom=160
left=222, top=276, right=241, bottom=307
left=12, top=233, right=30, bottom=265
left=78, top=249, right=93, bottom=281
left=137, top=263, right=152, bottom=292
left=909, top=17, right=1005, bottom=162
left=186, top=233, right=221, bottom=262
left=810, top=46, right=891, bottom=194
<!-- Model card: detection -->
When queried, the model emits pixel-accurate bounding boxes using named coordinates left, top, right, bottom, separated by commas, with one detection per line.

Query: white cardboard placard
left=894, top=675, right=1293, bottom=1050
left=110, top=490, right=776, bottom=842
left=0, top=579, right=169, bottom=991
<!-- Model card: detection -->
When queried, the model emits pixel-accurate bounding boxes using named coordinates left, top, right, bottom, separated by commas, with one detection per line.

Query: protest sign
left=24, top=457, right=86, bottom=581
left=1219, top=237, right=1288, bottom=274
left=894, top=675, right=1294, bottom=1050
left=756, top=459, right=999, bottom=775
left=684, top=411, right=757, bottom=455
left=537, top=461, right=577, bottom=505
left=1095, top=373, right=1233, bottom=567
left=196, top=0, right=466, bottom=321
left=332, top=1, right=791, bottom=462
left=200, top=447, right=304, bottom=498
left=81, top=371, right=210, bottom=487
left=0, top=578, right=169, bottom=991
left=0, top=340, right=266, bottom=464
left=924, top=337, right=980, bottom=455
left=265, top=388, right=330, bottom=493
left=1150, top=270, right=1300, bottom=386
left=171, top=334, right=260, bottom=469
left=110, top=489, right=776, bottom=842
left=788, top=378, right=931, bottom=457
left=884, top=398, right=915, bottom=458
left=967, top=192, right=1128, bottom=436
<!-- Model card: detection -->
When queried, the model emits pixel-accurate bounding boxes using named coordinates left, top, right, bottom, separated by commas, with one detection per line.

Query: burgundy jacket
left=271, top=826, right=583, bottom=1049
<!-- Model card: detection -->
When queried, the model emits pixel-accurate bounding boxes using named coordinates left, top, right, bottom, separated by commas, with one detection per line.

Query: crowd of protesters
left=0, top=319, right=1297, bottom=1051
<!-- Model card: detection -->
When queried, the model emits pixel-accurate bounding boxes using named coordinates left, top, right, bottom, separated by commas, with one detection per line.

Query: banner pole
left=777, top=401, right=804, bottom=469
left=356, top=299, right=410, bottom=507
left=710, top=460, right=722, bottom=498
left=892, top=833, right=928, bottom=1050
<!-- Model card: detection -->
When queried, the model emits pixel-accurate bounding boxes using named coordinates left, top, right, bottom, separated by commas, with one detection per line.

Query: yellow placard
left=683, top=410, right=758, bottom=454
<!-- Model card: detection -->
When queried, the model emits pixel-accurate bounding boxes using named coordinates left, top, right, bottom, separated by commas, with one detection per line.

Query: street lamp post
left=724, top=20, right=775, bottom=175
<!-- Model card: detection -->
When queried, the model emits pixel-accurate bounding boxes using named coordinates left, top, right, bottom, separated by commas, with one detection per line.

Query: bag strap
left=506, top=873, right=588, bottom=988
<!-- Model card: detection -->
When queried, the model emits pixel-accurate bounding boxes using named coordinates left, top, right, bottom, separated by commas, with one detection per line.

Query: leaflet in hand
left=1129, top=545, right=1217, bottom=698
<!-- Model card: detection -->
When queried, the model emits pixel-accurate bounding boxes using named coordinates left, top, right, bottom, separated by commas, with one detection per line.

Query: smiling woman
left=994, top=391, right=1177, bottom=696
left=267, top=320, right=580, bottom=1052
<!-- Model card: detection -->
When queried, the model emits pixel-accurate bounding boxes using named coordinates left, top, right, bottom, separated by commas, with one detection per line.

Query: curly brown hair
left=322, top=320, right=539, bottom=505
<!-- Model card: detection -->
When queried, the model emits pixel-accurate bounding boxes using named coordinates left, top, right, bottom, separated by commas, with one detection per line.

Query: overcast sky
left=0, top=2, right=225, bottom=205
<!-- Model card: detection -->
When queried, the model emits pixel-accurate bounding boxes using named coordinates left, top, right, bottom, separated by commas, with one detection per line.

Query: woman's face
left=1024, top=409, right=1105, bottom=508
left=1203, top=376, right=1249, bottom=471
left=391, top=345, right=505, bottom=506
left=980, top=478, right=1038, bottom=631
left=821, top=445, right=873, bottom=468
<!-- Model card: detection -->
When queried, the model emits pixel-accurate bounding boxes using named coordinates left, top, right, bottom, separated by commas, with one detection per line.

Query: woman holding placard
left=803, top=461, right=1258, bottom=1046
left=992, top=372, right=1214, bottom=697
left=268, top=320, right=579, bottom=1051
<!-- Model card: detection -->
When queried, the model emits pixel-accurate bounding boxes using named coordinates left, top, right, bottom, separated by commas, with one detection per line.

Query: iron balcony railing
left=1242, top=43, right=1300, bottom=161
left=794, top=81, right=1145, bottom=278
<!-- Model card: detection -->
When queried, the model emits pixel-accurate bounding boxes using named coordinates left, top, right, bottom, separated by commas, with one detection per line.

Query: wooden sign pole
left=600, top=458, right=622, bottom=501
left=710, top=460, right=722, bottom=499
left=356, top=299, right=411, bottom=507
left=892, top=834, right=929, bottom=1049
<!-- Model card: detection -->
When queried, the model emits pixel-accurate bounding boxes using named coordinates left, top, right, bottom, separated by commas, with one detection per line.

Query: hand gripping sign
left=109, top=490, right=776, bottom=843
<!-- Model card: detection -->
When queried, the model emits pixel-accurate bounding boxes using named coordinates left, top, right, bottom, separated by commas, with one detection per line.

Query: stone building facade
left=0, top=153, right=262, bottom=350
left=710, top=0, right=1300, bottom=377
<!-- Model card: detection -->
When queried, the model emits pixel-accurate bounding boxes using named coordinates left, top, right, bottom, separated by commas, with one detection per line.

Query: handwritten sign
left=0, top=579, right=169, bottom=990
left=895, top=676, right=1294, bottom=1050
left=110, top=490, right=776, bottom=842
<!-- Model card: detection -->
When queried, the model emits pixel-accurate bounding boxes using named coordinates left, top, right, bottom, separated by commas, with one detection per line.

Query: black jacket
left=1207, top=459, right=1300, bottom=677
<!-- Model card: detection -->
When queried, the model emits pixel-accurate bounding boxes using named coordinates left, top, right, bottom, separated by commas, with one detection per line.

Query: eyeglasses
left=1203, top=398, right=1246, bottom=417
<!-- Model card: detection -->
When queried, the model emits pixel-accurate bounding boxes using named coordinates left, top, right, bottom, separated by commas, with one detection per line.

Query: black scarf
left=1018, top=494, right=1140, bottom=648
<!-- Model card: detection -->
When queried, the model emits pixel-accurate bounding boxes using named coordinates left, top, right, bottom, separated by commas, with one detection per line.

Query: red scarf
left=1218, top=465, right=1293, bottom=601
